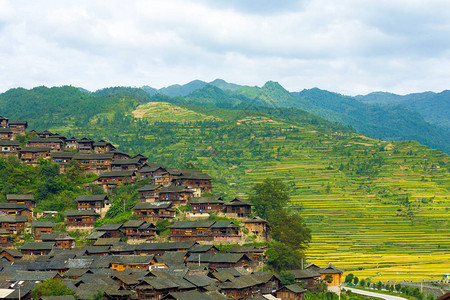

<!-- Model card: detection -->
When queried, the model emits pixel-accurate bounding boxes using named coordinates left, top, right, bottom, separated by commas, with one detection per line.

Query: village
left=0, top=115, right=345, bottom=300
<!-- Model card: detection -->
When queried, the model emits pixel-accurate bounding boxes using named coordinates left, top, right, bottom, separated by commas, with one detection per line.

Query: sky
left=0, top=0, right=449, bottom=95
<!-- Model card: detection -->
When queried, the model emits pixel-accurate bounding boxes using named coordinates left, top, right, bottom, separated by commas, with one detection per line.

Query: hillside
left=0, top=86, right=449, bottom=281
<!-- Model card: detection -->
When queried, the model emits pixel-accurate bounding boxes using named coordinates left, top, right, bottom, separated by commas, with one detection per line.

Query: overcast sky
left=0, top=0, right=449, bottom=95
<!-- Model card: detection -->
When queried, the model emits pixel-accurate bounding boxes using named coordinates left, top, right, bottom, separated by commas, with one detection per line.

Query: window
left=2, top=147, right=10, bottom=152
left=55, top=159, right=63, bottom=163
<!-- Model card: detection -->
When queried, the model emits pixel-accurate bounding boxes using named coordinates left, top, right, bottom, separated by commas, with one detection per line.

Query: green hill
left=0, top=86, right=449, bottom=281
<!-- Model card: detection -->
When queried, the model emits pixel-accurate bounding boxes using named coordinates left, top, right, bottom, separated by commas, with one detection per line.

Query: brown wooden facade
left=133, top=202, right=176, bottom=222
left=65, top=210, right=100, bottom=229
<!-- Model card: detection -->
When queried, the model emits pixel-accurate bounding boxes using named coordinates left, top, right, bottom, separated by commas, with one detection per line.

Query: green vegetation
left=31, top=279, right=75, bottom=299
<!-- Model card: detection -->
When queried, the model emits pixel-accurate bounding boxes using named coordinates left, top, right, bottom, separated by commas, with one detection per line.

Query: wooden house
left=65, top=137, right=78, bottom=149
left=169, top=220, right=215, bottom=242
left=96, top=170, right=136, bottom=191
left=0, top=140, right=20, bottom=156
left=135, top=278, right=179, bottom=300
left=20, top=147, right=50, bottom=164
left=0, top=248, right=23, bottom=261
left=73, top=153, right=114, bottom=174
left=28, top=138, right=64, bottom=152
left=0, top=115, right=8, bottom=128
left=31, top=220, right=55, bottom=240
left=188, top=244, right=219, bottom=255
left=21, top=241, right=55, bottom=255
left=171, top=170, right=213, bottom=194
left=50, top=152, right=75, bottom=171
left=65, top=210, right=100, bottom=229
left=137, top=184, right=163, bottom=202
left=41, top=232, right=75, bottom=249
left=37, top=130, right=54, bottom=138
left=6, top=194, right=36, bottom=209
left=133, top=202, right=176, bottom=222
left=188, top=196, right=224, bottom=217
left=186, top=253, right=253, bottom=270
left=0, top=202, right=32, bottom=219
left=0, top=215, right=28, bottom=234
left=276, top=284, right=306, bottom=300
left=8, top=120, right=28, bottom=134
left=136, top=163, right=165, bottom=180
left=111, top=158, right=142, bottom=172
left=110, top=255, right=156, bottom=271
left=105, top=150, right=131, bottom=160
left=95, top=223, right=123, bottom=238
left=211, top=222, right=241, bottom=243
left=122, top=220, right=156, bottom=240
left=0, top=228, right=13, bottom=247
left=93, top=139, right=115, bottom=153
left=135, top=241, right=197, bottom=255
left=244, top=217, right=269, bottom=238
left=0, top=127, right=14, bottom=140
left=228, top=246, right=265, bottom=261
left=288, top=269, right=321, bottom=288
left=158, top=185, right=194, bottom=206
left=224, top=198, right=253, bottom=218
left=77, top=137, right=95, bottom=153
left=318, top=264, right=344, bottom=286
left=76, top=194, right=110, bottom=214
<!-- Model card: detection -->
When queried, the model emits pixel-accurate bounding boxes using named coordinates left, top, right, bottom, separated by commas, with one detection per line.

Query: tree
left=269, top=210, right=311, bottom=251
left=324, top=275, right=333, bottom=284
left=249, top=178, right=289, bottom=219
left=345, top=273, right=354, bottom=283
left=31, top=279, right=75, bottom=300
left=353, top=276, right=359, bottom=285
left=359, top=279, right=366, bottom=287
left=265, top=241, right=303, bottom=272
left=280, top=271, right=296, bottom=286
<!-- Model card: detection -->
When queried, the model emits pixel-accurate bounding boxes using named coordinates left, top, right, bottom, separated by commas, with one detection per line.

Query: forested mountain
left=356, top=90, right=450, bottom=130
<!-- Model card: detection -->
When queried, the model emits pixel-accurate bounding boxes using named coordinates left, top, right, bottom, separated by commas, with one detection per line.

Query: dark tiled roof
left=139, top=163, right=165, bottom=172
left=288, top=269, right=321, bottom=279
left=174, top=170, right=213, bottom=180
left=159, top=185, right=193, bottom=194
left=31, top=220, right=55, bottom=228
left=122, top=220, right=146, bottom=228
left=188, top=244, right=218, bottom=253
left=96, top=223, right=122, bottom=231
left=186, top=253, right=248, bottom=264
left=224, top=198, right=253, bottom=206
left=64, top=210, right=100, bottom=217
left=20, top=147, right=50, bottom=152
left=110, top=255, right=154, bottom=265
left=320, top=264, right=344, bottom=274
left=279, top=283, right=306, bottom=294
left=0, top=202, right=27, bottom=209
left=85, top=231, right=106, bottom=240
left=111, top=158, right=141, bottom=165
left=8, top=120, right=27, bottom=125
left=73, top=153, right=114, bottom=160
left=0, top=215, right=28, bottom=222
left=41, top=233, right=74, bottom=241
left=76, top=194, right=108, bottom=202
left=211, top=221, right=239, bottom=229
left=136, top=241, right=197, bottom=251
left=84, top=246, right=110, bottom=254
left=244, top=216, right=267, bottom=223
left=28, top=138, right=63, bottom=143
left=6, top=194, right=34, bottom=201
left=189, top=197, right=224, bottom=204
left=133, top=202, right=173, bottom=210
left=0, top=248, right=23, bottom=258
left=169, top=220, right=215, bottom=229
left=0, top=140, right=19, bottom=146
left=98, top=171, right=135, bottom=178
left=94, top=238, right=121, bottom=246
left=50, top=152, right=76, bottom=158
left=9, top=270, right=58, bottom=281
left=136, top=184, right=162, bottom=192
left=0, top=128, right=13, bottom=133
left=21, top=242, right=55, bottom=250
left=228, top=246, right=264, bottom=253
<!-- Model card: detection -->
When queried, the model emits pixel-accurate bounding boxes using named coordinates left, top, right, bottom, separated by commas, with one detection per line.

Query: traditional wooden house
left=0, top=202, right=32, bottom=219
left=318, top=264, right=344, bottom=287
left=169, top=220, right=215, bottom=242
left=73, top=153, right=114, bottom=174
left=135, top=241, right=197, bottom=255
left=133, top=202, right=176, bottom=222
left=20, top=147, right=50, bottom=164
left=65, top=137, right=78, bottom=149
left=187, top=253, right=253, bottom=270
left=105, top=150, right=131, bottom=160
left=50, top=152, right=75, bottom=171
left=111, top=158, right=142, bottom=172
left=224, top=198, right=253, bottom=218
left=31, top=220, right=55, bottom=240
left=0, top=228, right=13, bottom=247
left=0, top=127, right=14, bottom=140
left=37, top=130, right=54, bottom=138
left=8, top=120, right=28, bottom=134
left=244, top=217, right=268, bottom=238
left=110, top=255, right=156, bottom=271
left=288, top=269, right=321, bottom=288
left=76, top=194, right=110, bottom=214
left=228, top=246, right=265, bottom=261
left=95, top=223, right=123, bottom=238
left=20, top=241, right=55, bottom=255
left=65, top=210, right=100, bottom=229
left=0, top=215, right=27, bottom=234
left=211, top=222, right=241, bottom=243
left=122, top=220, right=156, bottom=240
left=137, top=184, right=163, bottom=202
left=135, top=277, right=179, bottom=300
left=0, top=115, right=8, bottom=128
left=28, top=138, right=64, bottom=152
left=136, top=163, right=165, bottom=180
left=41, top=232, right=76, bottom=249
left=188, top=244, right=219, bottom=255
left=93, top=139, right=115, bottom=153
left=188, top=196, right=224, bottom=217
left=0, top=248, right=23, bottom=261
left=96, top=170, right=136, bottom=191
left=171, top=170, right=213, bottom=194
left=77, top=137, right=95, bottom=153
left=6, top=194, right=36, bottom=209
left=276, top=283, right=306, bottom=300
left=0, top=140, right=20, bottom=156
left=158, top=185, right=194, bottom=206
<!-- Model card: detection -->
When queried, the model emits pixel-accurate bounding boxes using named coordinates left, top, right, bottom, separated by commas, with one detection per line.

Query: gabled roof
left=8, top=120, right=27, bottom=125
left=6, top=194, right=34, bottom=201
left=64, top=210, right=100, bottom=217
left=244, top=216, right=268, bottom=223
left=136, top=241, right=197, bottom=251
left=9, top=270, right=59, bottom=281
left=163, top=290, right=215, bottom=300
left=137, top=277, right=179, bottom=290
left=189, top=197, right=224, bottom=204
left=111, top=255, right=154, bottom=265
left=123, top=220, right=146, bottom=228
left=0, top=248, right=23, bottom=258
left=77, top=137, right=94, bottom=143
left=186, top=253, right=249, bottom=264
left=28, top=138, right=63, bottom=143
left=84, top=246, right=110, bottom=254
left=98, top=170, right=135, bottom=178
left=224, top=198, right=253, bottom=206
left=159, top=185, right=193, bottom=194
left=21, top=242, right=55, bottom=251
left=50, top=152, right=76, bottom=159
left=66, top=258, right=94, bottom=269
left=0, top=140, right=20, bottom=146
left=93, top=140, right=113, bottom=147
left=173, top=170, right=213, bottom=181
left=0, top=202, right=27, bottom=209
left=85, top=231, right=106, bottom=240
left=184, top=274, right=217, bottom=288
left=320, top=264, right=344, bottom=274
left=96, top=223, right=122, bottom=231
left=169, top=220, right=215, bottom=229
left=73, top=153, right=114, bottom=160
left=188, top=244, right=218, bottom=253
left=41, top=233, right=75, bottom=241
left=288, top=269, right=321, bottom=279
left=75, top=194, right=108, bottom=202
left=94, top=238, right=121, bottom=246
left=133, top=202, right=174, bottom=210
left=211, top=221, right=239, bottom=229
left=20, top=147, right=50, bottom=152
left=0, top=215, right=28, bottom=222
left=111, top=158, right=141, bottom=165
left=278, top=283, right=306, bottom=294
left=31, top=220, right=55, bottom=228
left=136, top=184, right=162, bottom=192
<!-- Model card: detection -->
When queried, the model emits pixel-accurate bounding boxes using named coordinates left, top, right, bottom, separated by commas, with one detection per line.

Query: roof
left=9, top=271, right=58, bottom=281
left=41, top=296, right=75, bottom=300
left=133, top=202, right=173, bottom=210
left=98, top=171, right=135, bottom=178
left=186, top=253, right=248, bottom=264
left=96, top=223, right=122, bottom=231
left=31, top=220, right=55, bottom=228
left=211, top=221, right=239, bottom=229
left=21, top=242, right=55, bottom=251
left=85, top=231, right=106, bottom=240
left=93, top=140, right=113, bottom=147
left=0, top=202, right=27, bottom=209
left=7, top=120, right=27, bottom=125
left=77, top=137, right=94, bottom=143
left=75, top=194, right=108, bottom=202
left=174, top=170, right=213, bottom=180
left=64, top=210, right=100, bottom=217
left=0, top=128, right=12, bottom=133
left=111, top=255, right=154, bottom=265
left=139, top=163, right=165, bottom=172
left=288, top=269, right=321, bottom=279
left=136, top=241, right=197, bottom=251
left=50, top=152, right=76, bottom=159
left=320, top=264, right=344, bottom=274
left=73, top=153, right=114, bottom=160
left=169, top=220, right=215, bottom=229
left=84, top=246, right=110, bottom=254
left=224, top=198, right=253, bottom=206
left=6, top=194, right=34, bottom=201
left=20, top=147, right=50, bottom=152
left=159, top=185, right=193, bottom=194
left=122, top=220, right=146, bottom=228
left=136, top=184, right=162, bottom=192
left=189, top=197, right=224, bottom=204
left=0, top=215, right=28, bottom=222
left=28, top=138, right=63, bottom=143
left=278, top=284, right=306, bottom=294
left=41, top=233, right=75, bottom=241
left=189, top=244, right=218, bottom=253
left=111, top=158, right=141, bottom=165
left=163, top=290, right=215, bottom=300
left=228, top=246, right=264, bottom=253
left=94, top=238, right=121, bottom=246
left=0, top=140, right=20, bottom=146
left=0, top=248, right=23, bottom=258
left=244, top=216, right=268, bottom=223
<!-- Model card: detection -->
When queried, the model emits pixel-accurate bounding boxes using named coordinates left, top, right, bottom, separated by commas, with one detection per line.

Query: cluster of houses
left=0, top=115, right=345, bottom=299
left=0, top=239, right=343, bottom=300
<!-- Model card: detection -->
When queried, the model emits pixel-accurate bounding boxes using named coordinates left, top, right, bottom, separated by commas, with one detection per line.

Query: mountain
left=356, top=90, right=450, bottom=130
left=158, top=80, right=208, bottom=97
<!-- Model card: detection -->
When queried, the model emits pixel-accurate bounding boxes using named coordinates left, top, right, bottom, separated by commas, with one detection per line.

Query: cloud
left=0, top=0, right=449, bottom=95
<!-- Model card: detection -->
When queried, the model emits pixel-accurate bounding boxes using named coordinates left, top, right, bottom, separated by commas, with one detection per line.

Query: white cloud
left=0, top=0, right=449, bottom=95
